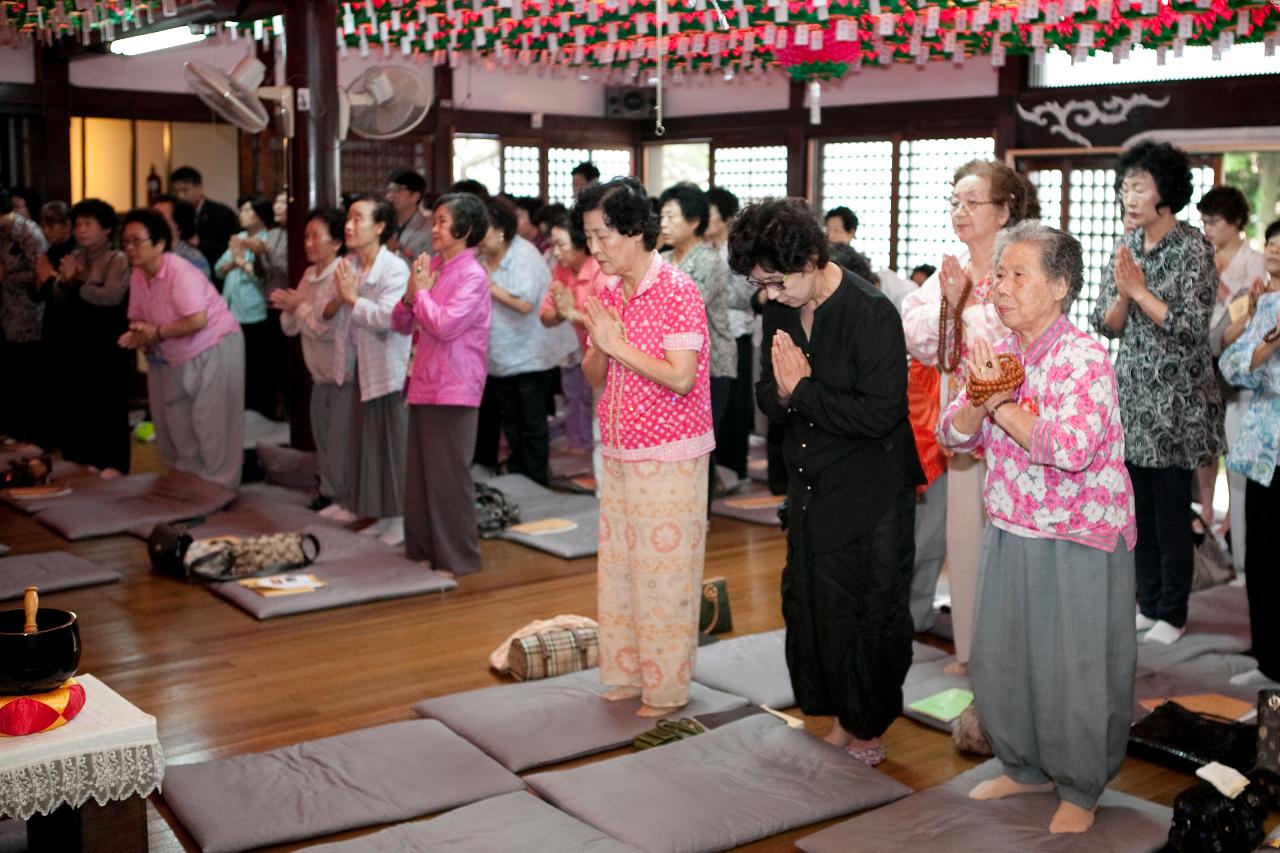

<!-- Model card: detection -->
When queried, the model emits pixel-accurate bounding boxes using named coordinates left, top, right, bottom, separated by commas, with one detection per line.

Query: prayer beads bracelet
left=967, top=354, right=1026, bottom=407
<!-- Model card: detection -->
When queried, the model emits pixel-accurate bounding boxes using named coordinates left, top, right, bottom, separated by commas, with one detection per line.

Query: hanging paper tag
left=954, top=9, right=968, bottom=30
left=794, top=22, right=810, bottom=44
left=836, top=18, right=855, bottom=40
left=1236, top=9, right=1249, bottom=36
left=1079, top=23, right=1094, bottom=43
left=774, top=3, right=788, bottom=22
left=1030, top=25, right=1044, bottom=46
left=878, top=12, right=895, bottom=35
left=774, top=26, right=788, bottom=46
left=635, top=15, right=647, bottom=34
left=972, top=2, right=989, bottom=28
left=811, top=28, right=823, bottom=48
left=991, top=39, right=1005, bottom=65
left=925, top=5, right=939, bottom=34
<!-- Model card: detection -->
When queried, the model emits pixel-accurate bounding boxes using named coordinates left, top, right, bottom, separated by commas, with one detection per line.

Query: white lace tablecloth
left=0, top=674, right=164, bottom=821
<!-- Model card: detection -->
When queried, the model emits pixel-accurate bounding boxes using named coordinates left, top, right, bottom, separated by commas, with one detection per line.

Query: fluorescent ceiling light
left=109, top=26, right=207, bottom=56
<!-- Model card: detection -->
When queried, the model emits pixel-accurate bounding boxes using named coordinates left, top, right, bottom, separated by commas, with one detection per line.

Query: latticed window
left=819, top=141, right=893, bottom=271
left=1027, top=169, right=1064, bottom=230
left=712, top=146, right=788, bottom=205
left=502, top=145, right=541, bottom=198
left=548, top=147, right=634, bottom=206
left=1067, top=167, right=1125, bottom=352
left=896, top=136, right=997, bottom=278
left=1179, top=166, right=1217, bottom=231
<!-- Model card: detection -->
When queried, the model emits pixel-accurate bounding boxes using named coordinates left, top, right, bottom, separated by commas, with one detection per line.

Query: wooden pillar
left=282, top=0, right=340, bottom=450
left=427, top=65, right=455, bottom=195
left=34, top=42, right=72, bottom=204
left=995, top=57, right=1025, bottom=160
left=786, top=80, right=808, bottom=201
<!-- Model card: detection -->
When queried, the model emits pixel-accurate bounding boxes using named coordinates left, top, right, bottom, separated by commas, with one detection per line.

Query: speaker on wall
left=604, top=86, right=657, bottom=119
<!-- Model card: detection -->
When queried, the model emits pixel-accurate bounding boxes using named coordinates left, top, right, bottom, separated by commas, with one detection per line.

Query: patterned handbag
left=699, top=577, right=732, bottom=635
left=1259, top=689, right=1280, bottom=773
left=185, top=533, right=321, bottom=582
left=508, top=627, right=598, bottom=681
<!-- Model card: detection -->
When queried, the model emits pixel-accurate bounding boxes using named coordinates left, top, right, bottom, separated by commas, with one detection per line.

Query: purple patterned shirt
left=939, top=314, right=1137, bottom=552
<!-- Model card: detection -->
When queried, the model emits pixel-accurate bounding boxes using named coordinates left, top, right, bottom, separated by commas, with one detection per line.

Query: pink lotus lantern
left=774, top=23, right=864, bottom=124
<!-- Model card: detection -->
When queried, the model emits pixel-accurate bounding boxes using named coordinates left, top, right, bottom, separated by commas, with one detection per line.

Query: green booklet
left=907, top=688, right=974, bottom=723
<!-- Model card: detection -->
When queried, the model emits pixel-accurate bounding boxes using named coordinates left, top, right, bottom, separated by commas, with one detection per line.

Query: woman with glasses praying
left=117, top=208, right=244, bottom=489
left=730, top=197, right=924, bottom=766
left=1090, top=142, right=1224, bottom=646
left=900, top=160, right=1031, bottom=675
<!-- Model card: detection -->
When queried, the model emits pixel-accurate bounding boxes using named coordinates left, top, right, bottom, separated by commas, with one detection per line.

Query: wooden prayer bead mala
left=967, top=354, right=1026, bottom=407
left=936, top=278, right=974, bottom=374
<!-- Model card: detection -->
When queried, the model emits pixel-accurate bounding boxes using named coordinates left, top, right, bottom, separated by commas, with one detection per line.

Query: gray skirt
left=347, top=388, right=407, bottom=518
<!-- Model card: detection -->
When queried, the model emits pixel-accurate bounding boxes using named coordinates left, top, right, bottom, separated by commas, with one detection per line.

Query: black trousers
left=1245, top=472, right=1279, bottom=679
left=714, top=333, right=754, bottom=479
left=783, top=486, right=916, bottom=740
left=0, top=340, right=50, bottom=446
left=487, top=369, right=555, bottom=486
left=241, top=320, right=281, bottom=419
left=1128, top=463, right=1194, bottom=627
left=61, top=340, right=133, bottom=473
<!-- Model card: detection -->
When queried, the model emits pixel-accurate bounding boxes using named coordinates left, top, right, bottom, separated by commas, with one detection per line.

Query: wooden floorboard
left=0, top=442, right=1250, bottom=851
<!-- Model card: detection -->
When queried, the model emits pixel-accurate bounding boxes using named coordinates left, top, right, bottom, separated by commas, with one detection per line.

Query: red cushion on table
left=0, top=678, right=86, bottom=736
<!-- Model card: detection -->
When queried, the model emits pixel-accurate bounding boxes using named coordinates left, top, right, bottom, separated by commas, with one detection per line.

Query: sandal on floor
left=847, top=743, right=886, bottom=766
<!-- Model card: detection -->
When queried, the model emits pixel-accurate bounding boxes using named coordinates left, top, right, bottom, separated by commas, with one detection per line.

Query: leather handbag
left=508, top=626, right=598, bottom=681
left=1167, top=777, right=1269, bottom=853
left=185, top=533, right=322, bottom=582
left=699, top=577, right=732, bottom=635
left=146, top=518, right=203, bottom=579
left=1129, top=701, right=1257, bottom=774
left=1259, top=689, right=1280, bottom=773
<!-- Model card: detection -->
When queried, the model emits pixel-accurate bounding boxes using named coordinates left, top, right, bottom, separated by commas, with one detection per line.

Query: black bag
left=698, top=577, right=733, bottom=635
left=1128, top=701, right=1257, bottom=774
left=1259, top=689, right=1280, bottom=773
left=475, top=482, right=520, bottom=538
left=146, top=518, right=202, bottom=580
left=1167, top=777, right=1269, bottom=853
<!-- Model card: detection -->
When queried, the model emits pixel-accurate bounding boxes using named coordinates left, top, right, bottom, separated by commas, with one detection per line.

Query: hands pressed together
left=771, top=330, right=811, bottom=403
left=1113, top=245, right=1149, bottom=302
left=581, top=297, right=624, bottom=357
left=117, top=321, right=158, bottom=351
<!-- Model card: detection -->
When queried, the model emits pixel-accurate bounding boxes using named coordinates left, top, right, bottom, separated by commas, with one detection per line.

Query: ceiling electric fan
left=184, top=56, right=295, bottom=138
left=338, top=65, right=432, bottom=141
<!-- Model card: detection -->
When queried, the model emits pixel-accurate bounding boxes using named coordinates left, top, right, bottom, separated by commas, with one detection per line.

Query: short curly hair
left=994, top=221, right=1085, bottom=311
left=1196, top=186, right=1250, bottom=231
left=707, top=187, right=740, bottom=222
left=727, top=198, right=829, bottom=276
left=658, top=182, right=711, bottom=237
left=1114, top=142, right=1193, bottom=215
left=1266, top=218, right=1280, bottom=244
left=69, top=198, right=118, bottom=234
left=953, top=160, right=1031, bottom=227
left=121, top=207, right=172, bottom=252
left=572, top=177, right=660, bottom=251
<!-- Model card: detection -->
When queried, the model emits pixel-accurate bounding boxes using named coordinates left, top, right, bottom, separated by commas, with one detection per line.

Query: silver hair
left=993, top=220, right=1084, bottom=310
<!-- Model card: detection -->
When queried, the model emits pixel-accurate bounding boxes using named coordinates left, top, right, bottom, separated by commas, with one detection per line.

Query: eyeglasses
left=121, top=236, right=153, bottom=248
left=747, top=273, right=789, bottom=291
left=948, top=197, right=1001, bottom=214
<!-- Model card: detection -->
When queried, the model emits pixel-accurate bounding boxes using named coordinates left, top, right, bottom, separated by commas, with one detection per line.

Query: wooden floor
left=0, top=442, right=1229, bottom=851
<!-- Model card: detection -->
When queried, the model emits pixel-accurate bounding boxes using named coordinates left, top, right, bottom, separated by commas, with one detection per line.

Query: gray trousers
left=310, top=381, right=354, bottom=503
left=908, top=472, right=948, bottom=631
left=148, top=331, right=245, bottom=490
left=405, top=404, right=482, bottom=574
left=348, top=390, right=407, bottom=519
left=971, top=526, right=1136, bottom=809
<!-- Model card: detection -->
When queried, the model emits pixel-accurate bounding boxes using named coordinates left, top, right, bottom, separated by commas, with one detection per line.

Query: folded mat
left=207, top=522, right=455, bottom=619
left=796, top=757, right=1170, bottom=853
left=484, top=474, right=599, bottom=559
left=1135, top=628, right=1250, bottom=678
left=526, top=714, right=911, bottom=853
left=901, top=652, right=972, bottom=732
left=162, top=719, right=525, bottom=853
left=413, top=668, right=749, bottom=772
left=692, top=629, right=947, bottom=710
left=0, top=550, right=121, bottom=601
left=709, top=488, right=784, bottom=526
left=16, top=472, right=235, bottom=540
left=299, top=791, right=642, bottom=853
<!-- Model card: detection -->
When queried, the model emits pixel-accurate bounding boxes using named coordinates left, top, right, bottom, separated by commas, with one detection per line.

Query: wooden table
left=1, top=674, right=163, bottom=853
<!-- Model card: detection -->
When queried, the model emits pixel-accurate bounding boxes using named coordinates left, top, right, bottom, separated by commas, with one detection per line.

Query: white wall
left=661, top=69, right=791, bottom=117
left=450, top=60, right=608, bottom=116
left=68, top=35, right=258, bottom=92
left=821, top=60, right=999, bottom=105
left=0, top=45, right=33, bottom=84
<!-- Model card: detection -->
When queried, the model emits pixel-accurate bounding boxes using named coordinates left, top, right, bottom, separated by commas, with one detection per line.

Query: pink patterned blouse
left=592, top=251, right=714, bottom=462
left=938, top=314, right=1137, bottom=552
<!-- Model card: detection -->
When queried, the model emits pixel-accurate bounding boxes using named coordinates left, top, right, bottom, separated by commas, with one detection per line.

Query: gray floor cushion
left=1131, top=651, right=1279, bottom=723
left=256, top=443, right=319, bottom=491
left=796, top=758, right=1171, bottom=853
left=0, top=462, right=96, bottom=514
left=525, top=714, right=911, bottom=853
left=0, top=819, right=24, bottom=853
left=0, top=550, right=122, bottom=601
left=1135, top=629, right=1250, bottom=678
left=1183, top=582, right=1250, bottom=642
left=692, top=630, right=944, bottom=710
left=162, top=719, right=524, bottom=853
left=128, top=487, right=331, bottom=540
left=710, top=489, right=784, bottom=526
left=27, top=472, right=235, bottom=540
left=208, top=523, right=456, bottom=619
left=902, top=653, right=972, bottom=732
left=300, top=792, right=642, bottom=853
left=486, top=474, right=599, bottom=559
left=413, top=669, right=749, bottom=772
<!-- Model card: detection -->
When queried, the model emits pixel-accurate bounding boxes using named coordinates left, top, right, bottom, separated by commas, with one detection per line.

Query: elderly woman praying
left=939, top=222, right=1136, bottom=836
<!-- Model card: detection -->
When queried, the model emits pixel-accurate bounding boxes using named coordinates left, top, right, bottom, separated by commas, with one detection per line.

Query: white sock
left=1143, top=620, right=1185, bottom=645
left=1135, top=610, right=1157, bottom=631
left=359, top=517, right=391, bottom=536
left=378, top=517, right=405, bottom=546
left=1229, top=668, right=1272, bottom=687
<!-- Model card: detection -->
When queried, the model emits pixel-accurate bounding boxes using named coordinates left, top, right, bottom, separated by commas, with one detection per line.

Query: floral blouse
left=1089, top=222, right=1225, bottom=469
left=939, top=315, right=1136, bottom=552
left=663, top=242, right=736, bottom=379
left=1220, top=292, right=1280, bottom=486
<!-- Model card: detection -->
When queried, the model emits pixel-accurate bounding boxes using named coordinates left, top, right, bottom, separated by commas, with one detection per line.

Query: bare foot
left=98, top=468, right=122, bottom=480
left=601, top=686, right=642, bottom=702
left=944, top=660, right=969, bottom=676
left=1049, top=800, right=1096, bottom=834
left=969, top=775, right=1055, bottom=800
left=636, top=702, right=684, bottom=718
left=435, top=568, right=455, bottom=579
left=822, top=719, right=852, bottom=748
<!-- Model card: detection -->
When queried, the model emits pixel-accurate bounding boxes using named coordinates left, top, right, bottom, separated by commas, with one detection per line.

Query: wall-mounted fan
left=184, top=56, right=295, bottom=138
left=339, top=66, right=432, bottom=141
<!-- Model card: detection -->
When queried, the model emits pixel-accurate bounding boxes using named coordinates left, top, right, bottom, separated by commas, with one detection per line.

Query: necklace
left=937, top=277, right=974, bottom=374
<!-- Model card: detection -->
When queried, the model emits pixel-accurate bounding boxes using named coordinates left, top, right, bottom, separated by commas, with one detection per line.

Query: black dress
left=756, top=268, right=925, bottom=740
